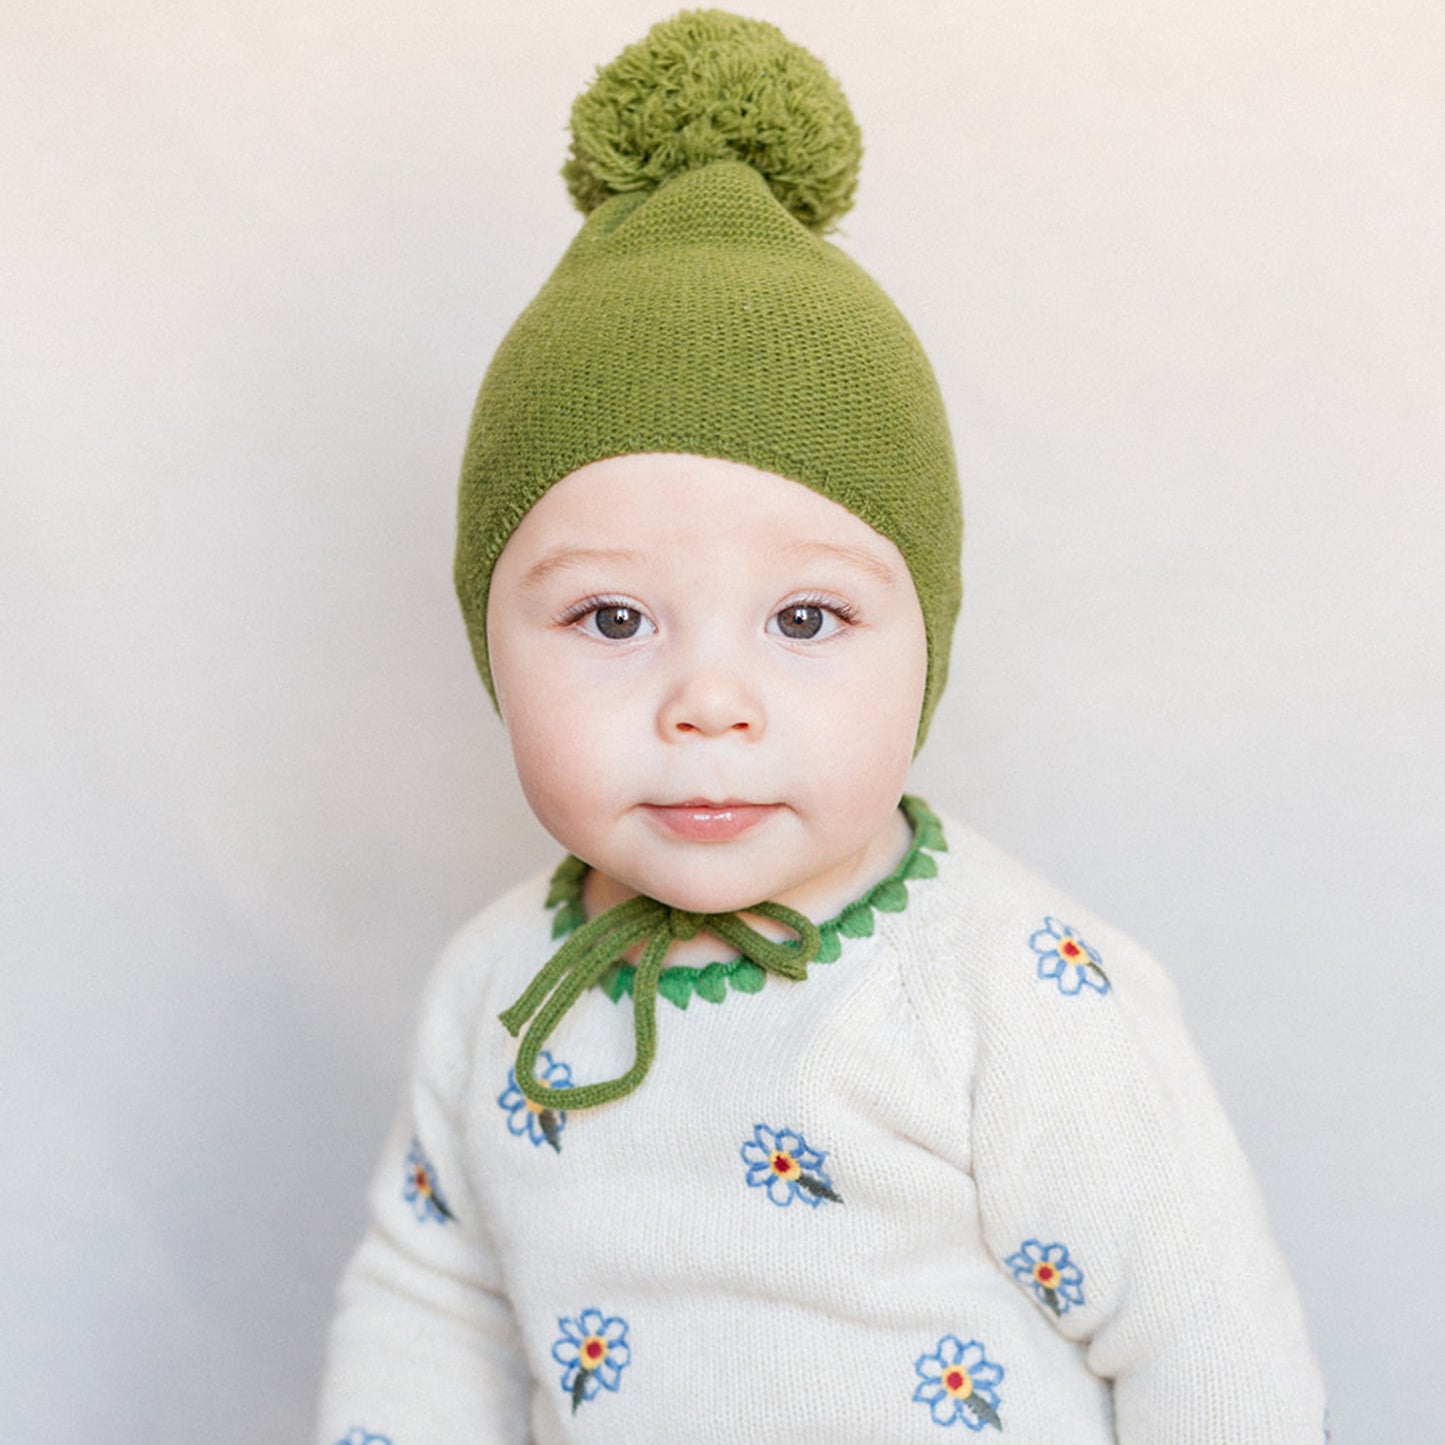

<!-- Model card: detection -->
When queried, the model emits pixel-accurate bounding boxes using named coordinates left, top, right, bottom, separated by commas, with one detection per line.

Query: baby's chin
left=588, top=852, right=802, bottom=918
left=609, top=872, right=775, bottom=917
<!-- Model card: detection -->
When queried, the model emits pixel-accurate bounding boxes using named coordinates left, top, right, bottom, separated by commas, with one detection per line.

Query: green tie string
left=499, top=895, right=821, bottom=1111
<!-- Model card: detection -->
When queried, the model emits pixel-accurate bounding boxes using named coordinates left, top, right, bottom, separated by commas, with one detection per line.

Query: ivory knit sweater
left=316, top=802, right=1325, bottom=1443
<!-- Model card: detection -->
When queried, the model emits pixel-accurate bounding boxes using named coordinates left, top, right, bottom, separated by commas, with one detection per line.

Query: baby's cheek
left=509, top=685, right=631, bottom=825
left=817, top=691, right=917, bottom=805
left=512, top=742, right=596, bottom=858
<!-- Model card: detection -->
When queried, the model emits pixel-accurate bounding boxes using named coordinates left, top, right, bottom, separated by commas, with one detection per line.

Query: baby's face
left=487, top=454, right=928, bottom=915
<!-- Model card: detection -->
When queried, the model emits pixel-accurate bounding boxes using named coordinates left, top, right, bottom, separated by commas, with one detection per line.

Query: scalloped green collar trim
left=542, top=795, right=946, bottom=1011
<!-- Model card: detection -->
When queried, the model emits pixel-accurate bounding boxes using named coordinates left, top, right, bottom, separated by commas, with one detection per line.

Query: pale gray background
left=4, top=1, right=1440, bottom=1439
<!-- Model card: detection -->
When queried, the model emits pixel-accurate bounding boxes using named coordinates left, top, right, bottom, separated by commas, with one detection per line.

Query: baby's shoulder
left=915, top=812, right=1183, bottom=1024
left=410, top=865, right=561, bottom=1067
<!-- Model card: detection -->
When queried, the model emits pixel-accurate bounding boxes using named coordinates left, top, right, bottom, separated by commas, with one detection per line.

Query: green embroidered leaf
left=571, top=1366, right=588, bottom=1414
left=836, top=904, right=875, bottom=939
left=1043, top=1285, right=1061, bottom=1315
left=539, top=1108, right=562, bottom=1153
left=815, top=928, right=842, bottom=963
left=963, top=1392, right=1002, bottom=1431
left=658, top=969, right=694, bottom=1010
left=796, top=1172, right=843, bottom=1204
left=729, top=960, right=766, bottom=993
left=903, top=850, right=938, bottom=880
left=872, top=878, right=909, bottom=912
left=695, top=963, right=728, bottom=1003
left=552, top=900, right=586, bottom=939
left=916, top=816, right=947, bottom=853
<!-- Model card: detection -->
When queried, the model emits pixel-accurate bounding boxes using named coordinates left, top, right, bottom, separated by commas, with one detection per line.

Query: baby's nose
left=657, top=664, right=765, bottom=740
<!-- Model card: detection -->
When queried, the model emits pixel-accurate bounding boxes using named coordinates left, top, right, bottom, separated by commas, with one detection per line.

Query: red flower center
left=581, top=1336, right=606, bottom=1369
left=414, top=1170, right=430, bottom=1193
left=1061, top=940, right=1080, bottom=958
left=942, top=1363, right=976, bottom=1399
left=1037, top=1264, right=1056, bottom=1283
left=772, top=1153, right=793, bottom=1174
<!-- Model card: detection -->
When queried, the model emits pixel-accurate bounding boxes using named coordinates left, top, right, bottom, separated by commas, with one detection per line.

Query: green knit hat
left=456, top=9, right=962, bottom=744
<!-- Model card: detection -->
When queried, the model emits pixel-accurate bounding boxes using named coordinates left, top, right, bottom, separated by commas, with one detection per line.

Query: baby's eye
left=580, top=603, right=654, bottom=640
left=770, top=602, right=851, bottom=641
left=777, top=604, right=825, bottom=639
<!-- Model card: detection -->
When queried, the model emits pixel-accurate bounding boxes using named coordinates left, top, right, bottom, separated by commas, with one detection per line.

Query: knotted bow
left=500, top=894, right=821, bottom=1111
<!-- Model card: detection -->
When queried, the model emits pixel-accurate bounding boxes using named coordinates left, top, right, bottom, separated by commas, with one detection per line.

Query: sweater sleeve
left=315, top=953, right=531, bottom=1444
left=964, top=918, right=1326, bottom=1442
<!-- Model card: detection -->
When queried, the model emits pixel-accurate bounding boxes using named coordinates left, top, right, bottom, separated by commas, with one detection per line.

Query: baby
left=317, top=12, right=1325, bottom=1442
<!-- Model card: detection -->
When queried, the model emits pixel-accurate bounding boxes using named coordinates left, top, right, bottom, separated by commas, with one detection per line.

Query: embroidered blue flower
left=498, top=1049, right=573, bottom=1151
left=402, top=1138, right=454, bottom=1223
left=332, top=1431, right=392, bottom=1445
left=912, top=1335, right=1005, bottom=1431
left=552, top=1307, right=631, bottom=1413
left=1005, top=1239, right=1085, bottom=1316
left=1029, top=916, right=1110, bottom=995
left=740, top=1124, right=842, bottom=1207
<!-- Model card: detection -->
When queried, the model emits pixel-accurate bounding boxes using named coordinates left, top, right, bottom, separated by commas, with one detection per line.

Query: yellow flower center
left=1059, top=937, right=1083, bottom=962
left=942, top=1364, right=973, bottom=1399
left=770, top=1151, right=801, bottom=1182
left=580, top=1334, right=607, bottom=1371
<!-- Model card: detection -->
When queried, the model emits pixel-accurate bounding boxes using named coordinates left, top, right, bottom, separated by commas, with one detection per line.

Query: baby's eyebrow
left=779, top=540, right=902, bottom=587
left=520, top=547, right=642, bottom=589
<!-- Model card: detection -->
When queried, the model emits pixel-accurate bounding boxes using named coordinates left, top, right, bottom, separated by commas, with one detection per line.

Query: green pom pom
left=564, top=9, right=862, bottom=231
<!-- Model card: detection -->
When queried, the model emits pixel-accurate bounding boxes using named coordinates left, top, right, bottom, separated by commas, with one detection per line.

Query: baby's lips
left=640, top=802, right=782, bottom=842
